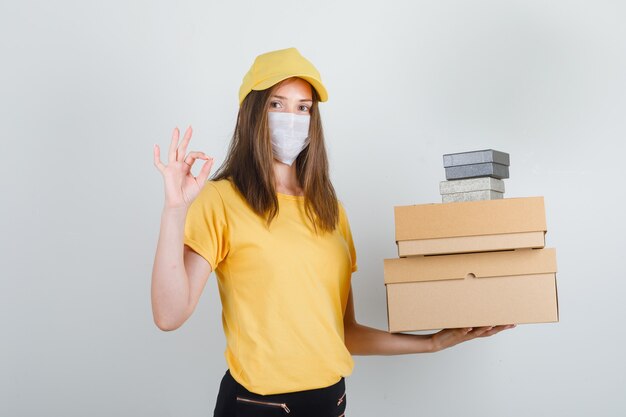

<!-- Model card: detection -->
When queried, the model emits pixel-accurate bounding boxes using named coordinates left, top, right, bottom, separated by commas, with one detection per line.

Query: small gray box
left=445, top=163, right=509, bottom=180
left=442, top=190, right=504, bottom=203
left=443, top=149, right=510, bottom=167
left=439, top=177, right=505, bottom=195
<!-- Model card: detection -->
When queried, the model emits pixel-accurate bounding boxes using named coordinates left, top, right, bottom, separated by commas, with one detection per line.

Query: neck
left=273, top=159, right=303, bottom=196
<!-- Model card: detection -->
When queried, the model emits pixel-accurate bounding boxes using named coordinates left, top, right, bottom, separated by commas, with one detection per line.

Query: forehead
left=273, top=77, right=313, bottom=98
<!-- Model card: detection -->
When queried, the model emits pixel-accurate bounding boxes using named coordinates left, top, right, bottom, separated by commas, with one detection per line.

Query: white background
left=2, top=1, right=625, bottom=416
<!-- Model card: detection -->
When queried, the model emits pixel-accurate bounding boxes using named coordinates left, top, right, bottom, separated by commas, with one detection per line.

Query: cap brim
left=253, top=74, right=328, bottom=102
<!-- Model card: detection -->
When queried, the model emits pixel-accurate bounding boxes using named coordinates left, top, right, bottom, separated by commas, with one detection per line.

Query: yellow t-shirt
left=183, top=178, right=357, bottom=395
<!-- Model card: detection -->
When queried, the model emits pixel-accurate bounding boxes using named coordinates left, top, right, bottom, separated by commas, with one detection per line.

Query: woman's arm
left=151, top=207, right=213, bottom=331
left=343, top=285, right=515, bottom=355
left=151, top=126, right=214, bottom=331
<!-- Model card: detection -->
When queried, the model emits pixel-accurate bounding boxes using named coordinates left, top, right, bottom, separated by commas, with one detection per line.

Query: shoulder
left=196, top=178, right=235, bottom=202
left=336, top=199, right=351, bottom=228
left=206, top=178, right=234, bottom=194
left=337, top=198, right=351, bottom=217
left=337, top=199, right=346, bottom=216
left=189, top=179, right=231, bottom=212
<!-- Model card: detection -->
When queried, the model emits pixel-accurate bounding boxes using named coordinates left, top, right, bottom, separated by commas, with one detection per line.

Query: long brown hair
left=212, top=78, right=339, bottom=233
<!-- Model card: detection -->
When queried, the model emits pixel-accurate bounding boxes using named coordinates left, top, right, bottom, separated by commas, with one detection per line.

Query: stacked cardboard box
left=383, top=152, right=559, bottom=333
left=440, top=149, right=509, bottom=203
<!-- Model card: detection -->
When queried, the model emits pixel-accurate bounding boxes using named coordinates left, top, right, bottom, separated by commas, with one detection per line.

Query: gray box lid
left=445, top=162, right=509, bottom=180
left=443, top=149, right=510, bottom=167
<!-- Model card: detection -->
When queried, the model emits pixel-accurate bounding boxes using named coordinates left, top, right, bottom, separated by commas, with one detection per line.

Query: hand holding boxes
left=384, top=248, right=558, bottom=332
left=384, top=150, right=559, bottom=332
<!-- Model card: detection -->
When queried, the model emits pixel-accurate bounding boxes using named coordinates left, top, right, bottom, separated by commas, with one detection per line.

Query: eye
left=270, top=101, right=282, bottom=109
left=299, top=105, right=310, bottom=112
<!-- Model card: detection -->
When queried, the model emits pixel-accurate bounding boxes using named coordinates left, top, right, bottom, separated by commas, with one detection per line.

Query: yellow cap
left=238, top=47, right=328, bottom=106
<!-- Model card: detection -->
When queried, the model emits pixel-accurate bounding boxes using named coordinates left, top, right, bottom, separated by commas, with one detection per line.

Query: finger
left=153, top=144, right=166, bottom=172
left=196, top=157, right=215, bottom=184
left=478, top=327, right=500, bottom=338
left=177, top=125, right=193, bottom=162
left=492, top=324, right=516, bottom=333
left=169, top=127, right=179, bottom=163
left=470, top=326, right=491, bottom=333
left=489, top=324, right=514, bottom=332
left=470, top=326, right=494, bottom=338
left=451, top=327, right=472, bottom=341
left=183, top=151, right=208, bottom=169
left=446, top=327, right=470, bottom=336
left=477, top=325, right=514, bottom=338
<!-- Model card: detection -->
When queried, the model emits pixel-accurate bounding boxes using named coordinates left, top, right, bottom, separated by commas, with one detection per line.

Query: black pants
left=213, top=369, right=347, bottom=417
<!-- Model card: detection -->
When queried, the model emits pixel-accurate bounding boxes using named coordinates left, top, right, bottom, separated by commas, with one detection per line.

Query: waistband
left=225, top=369, right=345, bottom=396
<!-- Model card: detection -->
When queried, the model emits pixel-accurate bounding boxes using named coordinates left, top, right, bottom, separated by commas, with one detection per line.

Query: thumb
left=196, top=157, right=215, bottom=184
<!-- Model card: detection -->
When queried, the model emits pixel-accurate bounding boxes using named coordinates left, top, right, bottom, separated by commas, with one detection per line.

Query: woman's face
left=268, top=77, right=313, bottom=115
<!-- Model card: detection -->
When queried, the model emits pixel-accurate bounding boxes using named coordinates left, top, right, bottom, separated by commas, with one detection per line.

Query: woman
left=151, top=47, right=514, bottom=417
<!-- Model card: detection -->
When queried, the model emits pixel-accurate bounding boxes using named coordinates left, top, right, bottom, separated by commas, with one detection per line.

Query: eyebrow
left=272, top=95, right=313, bottom=103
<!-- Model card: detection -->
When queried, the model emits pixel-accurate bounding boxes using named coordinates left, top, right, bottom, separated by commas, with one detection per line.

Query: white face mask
left=267, top=111, right=311, bottom=166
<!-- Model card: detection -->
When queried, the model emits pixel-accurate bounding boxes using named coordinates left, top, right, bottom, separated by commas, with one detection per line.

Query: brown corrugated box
left=384, top=248, right=559, bottom=332
left=394, top=197, right=547, bottom=256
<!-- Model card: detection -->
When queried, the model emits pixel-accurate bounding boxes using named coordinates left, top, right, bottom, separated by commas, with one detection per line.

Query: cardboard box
left=398, top=231, right=545, bottom=256
left=395, top=197, right=547, bottom=256
left=383, top=248, right=559, bottom=332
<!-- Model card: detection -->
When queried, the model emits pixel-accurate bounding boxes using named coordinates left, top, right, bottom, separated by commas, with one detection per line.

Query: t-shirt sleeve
left=338, top=201, right=358, bottom=273
left=183, top=181, right=229, bottom=272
